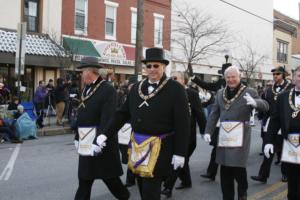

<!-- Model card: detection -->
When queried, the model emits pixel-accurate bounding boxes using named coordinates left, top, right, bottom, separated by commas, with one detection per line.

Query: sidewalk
left=37, top=116, right=73, bottom=136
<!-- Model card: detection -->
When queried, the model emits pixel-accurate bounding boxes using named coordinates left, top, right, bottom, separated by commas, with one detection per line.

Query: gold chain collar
left=288, top=88, right=300, bottom=118
left=272, top=80, right=290, bottom=101
left=137, top=78, right=169, bottom=108
left=78, top=80, right=105, bottom=109
left=223, top=85, right=247, bottom=110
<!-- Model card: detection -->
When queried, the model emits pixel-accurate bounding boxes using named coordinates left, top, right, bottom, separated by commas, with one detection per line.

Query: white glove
left=171, top=155, right=185, bottom=170
left=74, top=140, right=79, bottom=150
left=96, top=134, right=107, bottom=149
left=92, top=144, right=102, bottom=155
left=264, top=144, right=274, bottom=158
left=203, top=133, right=211, bottom=143
left=243, top=92, right=257, bottom=108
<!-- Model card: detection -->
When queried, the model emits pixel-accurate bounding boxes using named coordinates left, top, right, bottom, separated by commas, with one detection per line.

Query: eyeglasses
left=146, top=64, right=160, bottom=69
left=273, top=73, right=281, bottom=76
left=171, top=76, right=178, bottom=80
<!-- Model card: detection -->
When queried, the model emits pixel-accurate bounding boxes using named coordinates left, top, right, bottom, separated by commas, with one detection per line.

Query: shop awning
left=63, top=37, right=100, bottom=58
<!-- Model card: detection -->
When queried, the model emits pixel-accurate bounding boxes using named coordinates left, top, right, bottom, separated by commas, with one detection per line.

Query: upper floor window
left=154, top=13, right=164, bottom=47
left=75, top=0, right=88, bottom=35
left=24, top=0, right=39, bottom=32
left=277, top=40, right=288, bottom=63
left=105, top=1, right=119, bottom=40
left=131, top=8, right=137, bottom=44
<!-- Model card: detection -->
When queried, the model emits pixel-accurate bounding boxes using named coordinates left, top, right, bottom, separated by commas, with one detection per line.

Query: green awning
left=63, top=37, right=100, bottom=57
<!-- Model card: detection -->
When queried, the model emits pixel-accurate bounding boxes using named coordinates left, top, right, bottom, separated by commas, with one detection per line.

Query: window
left=277, top=40, right=288, bottom=63
left=24, top=0, right=39, bottom=32
left=75, top=0, right=88, bottom=35
left=131, top=8, right=137, bottom=44
left=154, top=14, right=164, bottom=47
left=105, top=1, right=119, bottom=40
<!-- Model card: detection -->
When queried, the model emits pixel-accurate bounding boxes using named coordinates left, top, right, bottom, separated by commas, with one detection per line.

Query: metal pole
left=135, top=0, right=144, bottom=79
left=17, top=28, right=22, bottom=102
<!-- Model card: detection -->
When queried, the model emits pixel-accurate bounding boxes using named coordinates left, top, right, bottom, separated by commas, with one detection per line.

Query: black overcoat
left=75, top=78, right=123, bottom=180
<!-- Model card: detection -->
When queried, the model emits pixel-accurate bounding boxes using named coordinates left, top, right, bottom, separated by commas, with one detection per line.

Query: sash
left=128, top=132, right=171, bottom=178
left=218, top=121, right=244, bottom=147
left=281, top=133, right=300, bottom=165
left=78, top=127, right=96, bottom=156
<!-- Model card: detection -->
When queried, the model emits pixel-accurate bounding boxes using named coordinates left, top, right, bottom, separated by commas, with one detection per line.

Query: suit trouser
left=220, top=165, right=248, bottom=200
left=74, top=177, right=129, bottom=200
left=286, top=163, right=300, bottom=200
left=258, top=152, right=287, bottom=179
left=137, top=176, right=162, bottom=200
left=163, top=156, right=192, bottom=190
left=206, top=145, right=218, bottom=177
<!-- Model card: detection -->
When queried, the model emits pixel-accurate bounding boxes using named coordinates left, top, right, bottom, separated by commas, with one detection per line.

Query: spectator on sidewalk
left=33, top=80, right=48, bottom=128
left=54, top=78, right=70, bottom=126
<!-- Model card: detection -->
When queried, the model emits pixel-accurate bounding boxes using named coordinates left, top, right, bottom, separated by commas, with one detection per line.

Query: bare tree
left=172, top=3, right=229, bottom=74
left=233, top=41, right=267, bottom=86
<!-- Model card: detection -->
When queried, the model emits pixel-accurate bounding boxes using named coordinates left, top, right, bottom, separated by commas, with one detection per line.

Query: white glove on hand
left=171, top=155, right=185, bottom=170
left=96, top=134, right=107, bottom=149
left=92, top=144, right=102, bottom=156
left=243, top=92, right=257, bottom=108
left=264, top=144, right=274, bottom=158
left=74, top=140, right=79, bottom=150
left=203, top=133, right=211, bottom=143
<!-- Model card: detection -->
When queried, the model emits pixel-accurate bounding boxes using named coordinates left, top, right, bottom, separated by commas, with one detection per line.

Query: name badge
left=78, top=127, right=96, bottom=156
left=218, top=121, right=244, bottom=147
left=281, top=133, right=300, bottom=164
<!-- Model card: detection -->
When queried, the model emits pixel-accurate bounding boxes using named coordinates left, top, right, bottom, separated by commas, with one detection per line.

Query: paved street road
left=0, top=122, right=287, bottom=200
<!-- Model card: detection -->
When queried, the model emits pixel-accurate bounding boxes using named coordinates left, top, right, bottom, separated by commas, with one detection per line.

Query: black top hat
left=218, top=63, right=232, bottom=75
left=77, top=56, right=104, bottom=69
left=141, top=48, right=169, bottom=65
left=271, top=66, right=287, bottom=74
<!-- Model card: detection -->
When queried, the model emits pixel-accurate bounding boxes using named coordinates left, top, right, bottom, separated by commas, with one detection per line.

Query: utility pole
left=135, top=0, right=144, bottom=80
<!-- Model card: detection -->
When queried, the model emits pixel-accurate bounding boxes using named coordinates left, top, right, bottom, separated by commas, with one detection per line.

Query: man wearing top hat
left=73, top=56, right=129, bottom=200
left=251, top=66, right=293, bottom=184
left=203, top=66, right=269, bottom=200
left=264, top=66, right=300, bottom=199
left=95, top=47, right=191, bottom=200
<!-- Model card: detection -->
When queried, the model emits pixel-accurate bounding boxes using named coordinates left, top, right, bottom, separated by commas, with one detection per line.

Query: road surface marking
left=272, top=189, right=288, bottom=200
left=0, top=144, right=21, bottom=181
left=248, top=181, right=286, bottom=200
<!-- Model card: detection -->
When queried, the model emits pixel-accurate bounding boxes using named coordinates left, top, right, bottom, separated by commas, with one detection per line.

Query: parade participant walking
left=74, top=57, right=129, bottom=200
left=96, top=48, right=191, bottom=200
left=251, top=66, right=292, bottom=183
left=188, top=61, right=230, bottom=181
left=203, top=66, right=269, bottom=200
left=161, top=71, right=206, bottom=198
left=264, top=66, right=300, bottom=200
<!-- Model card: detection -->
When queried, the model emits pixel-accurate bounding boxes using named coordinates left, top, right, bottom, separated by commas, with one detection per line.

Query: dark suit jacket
left=186, top=88, right=206, bottom=155
left=265, top=89, right=298, bottom=144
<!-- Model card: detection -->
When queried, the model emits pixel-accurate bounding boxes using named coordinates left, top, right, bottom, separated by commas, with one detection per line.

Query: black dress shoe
left=238, top=194, right=247, bottom=200
left=250, top=176, right=267, bottom=183
left=200, top=174, right=215, bottom=181
left=175, top=183, right=191, bottom=190
left=281, top=175, right=287, bottom=182
left=161, top=188, right=172, bottom=198
left=274, top=160, right=280, bottom=165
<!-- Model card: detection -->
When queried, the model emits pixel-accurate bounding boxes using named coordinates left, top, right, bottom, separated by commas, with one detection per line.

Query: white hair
left=17, top=105, right=24, bottom=113
left=224, top=66, right=241, bottom=77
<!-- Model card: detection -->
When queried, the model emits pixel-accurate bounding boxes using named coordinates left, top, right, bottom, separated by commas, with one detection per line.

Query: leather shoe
left=175, top=183, right=191, bottom=190
left=161, top=188, right=172, bottom=198
left=200, top=174, right=215, bottom=181
left=274, top=160, right=280, bottom=165
left=250, top=175, right=267, bottom=183
left=281, top=175, right=287, bottom=182
left=238, top=194, right=247, bottom=200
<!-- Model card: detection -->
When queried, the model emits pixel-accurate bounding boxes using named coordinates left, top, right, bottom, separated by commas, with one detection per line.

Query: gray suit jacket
left=205, top=87, right=269, bottom=167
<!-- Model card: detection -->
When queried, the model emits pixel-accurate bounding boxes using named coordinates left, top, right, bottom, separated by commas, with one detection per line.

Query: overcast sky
left=274, top=0, right=300, bottom=20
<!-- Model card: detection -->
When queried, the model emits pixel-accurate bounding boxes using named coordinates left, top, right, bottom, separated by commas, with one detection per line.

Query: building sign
left=95, top=42, right=135, bottom=66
